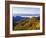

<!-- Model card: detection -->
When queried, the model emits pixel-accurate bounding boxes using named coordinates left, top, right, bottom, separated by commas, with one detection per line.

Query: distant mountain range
left=13, top=16, right=25, bottom=22
left=13, top=14, right=40, bottom=16
left=13, top=16, right=40, bottom=22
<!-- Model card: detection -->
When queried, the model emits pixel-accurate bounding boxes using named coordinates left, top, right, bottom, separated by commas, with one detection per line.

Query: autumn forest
left=13, top=16, right=40, bottom=31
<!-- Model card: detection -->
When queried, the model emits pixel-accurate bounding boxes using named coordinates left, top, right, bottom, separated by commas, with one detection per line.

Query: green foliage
left=13, top=16, right=40, bottom=31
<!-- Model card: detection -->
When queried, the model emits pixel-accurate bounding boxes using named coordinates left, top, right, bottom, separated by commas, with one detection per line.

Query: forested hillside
left=13, top=16, right=40, bottom=31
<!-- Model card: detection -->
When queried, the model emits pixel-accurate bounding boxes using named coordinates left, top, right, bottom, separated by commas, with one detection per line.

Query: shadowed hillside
left=13, top=16, right=40, bottom=31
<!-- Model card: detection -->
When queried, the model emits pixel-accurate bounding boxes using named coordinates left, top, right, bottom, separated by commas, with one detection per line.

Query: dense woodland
left=13, top=16, right=40, bottom=31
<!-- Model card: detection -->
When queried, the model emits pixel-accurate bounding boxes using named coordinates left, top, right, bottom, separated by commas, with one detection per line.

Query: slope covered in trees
left=13, top=16, right=40, bottom=31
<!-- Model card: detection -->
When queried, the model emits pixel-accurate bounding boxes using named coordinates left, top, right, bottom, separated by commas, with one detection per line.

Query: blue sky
left=12, top=7, right=40, bottom=16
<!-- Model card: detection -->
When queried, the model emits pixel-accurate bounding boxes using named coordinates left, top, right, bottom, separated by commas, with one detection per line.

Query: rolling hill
left=13, top=16, right=40, bottom=30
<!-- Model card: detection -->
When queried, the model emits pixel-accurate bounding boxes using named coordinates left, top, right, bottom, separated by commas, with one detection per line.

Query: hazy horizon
left=13, top=14, right=40, bottom=17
